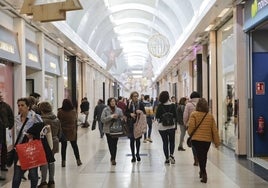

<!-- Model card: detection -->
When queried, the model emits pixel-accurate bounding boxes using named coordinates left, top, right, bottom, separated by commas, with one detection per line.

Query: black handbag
left=91, top=119, right=96, bottom=131
left=110, top=119, right=124, bottom=137
left=187, top=113, right=207, bottom=148
left=6, top=118, right=28, bottom=167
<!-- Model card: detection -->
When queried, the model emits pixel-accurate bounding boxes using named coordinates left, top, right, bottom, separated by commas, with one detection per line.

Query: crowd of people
left=0, top=90, right=220, bottom=186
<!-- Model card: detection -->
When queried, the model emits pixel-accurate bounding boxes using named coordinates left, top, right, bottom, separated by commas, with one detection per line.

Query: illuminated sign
left=251, top=0, right=268, bottom=18
left=27, top=53, right=38, bottom=62
left=50, top=62, right=56, bottom=69
left=0, top=41, right=15, bottom=54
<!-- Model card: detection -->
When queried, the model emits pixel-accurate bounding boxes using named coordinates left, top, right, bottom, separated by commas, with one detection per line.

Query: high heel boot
left=200, top=172, right=207, bottom=183
left=62, top=161, right=66, bottom=167
left=193, top=156, right=199, bottom=166
left=77, top=159, right=82, bottom=166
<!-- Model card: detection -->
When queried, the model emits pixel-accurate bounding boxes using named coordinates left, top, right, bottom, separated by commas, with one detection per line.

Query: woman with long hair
left=101, top=97, right=123, bottom=165
left=125, top=91, right=145, bottom=162
left=155, top=91, right=178, bottom=165
left=188, top=98, right=220, bottom=183
left=57, top=99, right=82, bottom=167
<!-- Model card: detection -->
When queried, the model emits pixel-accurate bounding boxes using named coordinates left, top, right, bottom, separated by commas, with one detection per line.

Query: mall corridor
left=1, top=125, right=268, bottom=188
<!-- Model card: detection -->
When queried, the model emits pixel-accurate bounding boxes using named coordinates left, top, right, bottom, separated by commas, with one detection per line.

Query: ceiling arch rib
left=108, top=4, right=181, bottom=37
left=92, top=20, right=172, bottom=56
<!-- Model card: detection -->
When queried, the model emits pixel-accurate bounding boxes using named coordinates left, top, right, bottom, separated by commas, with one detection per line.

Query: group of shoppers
left=0, top=91, right=83, bottom=188
left=100, top=90, right=220, bottom=184
left=0, top=89, right=220, bottom=186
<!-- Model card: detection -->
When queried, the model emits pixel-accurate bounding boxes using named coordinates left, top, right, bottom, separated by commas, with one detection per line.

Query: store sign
left=0, top=41, right=15, bottom=54
left=27, top=53, right=38, bottom=62
left=251, top=0, right=268, bottom=18
left=256, top=82, right=265, bottom=95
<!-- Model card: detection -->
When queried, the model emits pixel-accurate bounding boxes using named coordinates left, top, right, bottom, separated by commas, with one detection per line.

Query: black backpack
left=161, top=104, right=174, bottom=126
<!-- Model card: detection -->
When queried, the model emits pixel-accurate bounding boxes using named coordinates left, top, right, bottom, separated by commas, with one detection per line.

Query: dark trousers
left=191, top=140, right=211, bottom=174
left=129, top=137, right=141, bottom=157
left=159, top=128, right=175, bottom=159
left=105, top=134, right=118, bottom=160
left=12, top=164, right=38, bottom=188
left=61, top=140, right=80, bottom=161
left=1, top=142, right=7, bottom=168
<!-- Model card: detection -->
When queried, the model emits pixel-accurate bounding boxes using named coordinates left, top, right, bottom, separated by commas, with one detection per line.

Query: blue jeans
left=12, top=163, right=38, bottom=188
left=144, top=117, right=153, bottom=139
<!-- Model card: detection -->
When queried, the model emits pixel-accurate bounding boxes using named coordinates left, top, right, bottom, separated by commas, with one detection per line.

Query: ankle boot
left=193, top=156, right=199, bottom=166
left=77, top=159, right=82, bottom=166
left=200, top=173, right=207, bottom=183
left=62, top=161, right=66, bottom=167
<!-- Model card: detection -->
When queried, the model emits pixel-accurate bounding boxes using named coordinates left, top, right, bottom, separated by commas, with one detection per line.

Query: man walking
left=0, top=91, right=14, bottom=179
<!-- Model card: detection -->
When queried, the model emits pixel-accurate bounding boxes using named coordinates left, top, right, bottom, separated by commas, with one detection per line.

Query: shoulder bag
left=187, top=113, right=207, bottom=147
left=6, top=118, right=28, bottom=167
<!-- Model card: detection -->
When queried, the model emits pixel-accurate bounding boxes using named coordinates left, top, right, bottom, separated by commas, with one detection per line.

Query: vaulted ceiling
left=3, top=0, right=235, bottom=92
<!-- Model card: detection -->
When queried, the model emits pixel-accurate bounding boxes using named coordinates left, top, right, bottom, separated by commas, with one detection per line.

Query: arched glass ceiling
left=65, top=0, right=207, bottom=83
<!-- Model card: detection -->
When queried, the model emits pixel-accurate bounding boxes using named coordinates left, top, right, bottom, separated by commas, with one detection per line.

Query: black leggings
left=61, top=140, right=80, bottom=161
left=106, top=134, right=119, bottom=160
left=159, top=128, right=176, bottom=159
left=130, top=137, right=141, bottom=157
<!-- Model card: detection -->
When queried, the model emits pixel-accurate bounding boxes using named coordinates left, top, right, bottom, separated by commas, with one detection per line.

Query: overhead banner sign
left=20, top=0, right=83, bottom=22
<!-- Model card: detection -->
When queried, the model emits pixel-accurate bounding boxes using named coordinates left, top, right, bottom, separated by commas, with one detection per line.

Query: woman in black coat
left=125, top=91, right=145, bottom=162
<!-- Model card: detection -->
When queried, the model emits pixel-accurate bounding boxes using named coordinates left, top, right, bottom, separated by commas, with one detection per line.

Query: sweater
left=187, top=111, right=220, bottom=147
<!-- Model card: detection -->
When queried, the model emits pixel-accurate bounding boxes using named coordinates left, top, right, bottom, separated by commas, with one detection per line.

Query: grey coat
left=101, top=106, right=123, bottom=134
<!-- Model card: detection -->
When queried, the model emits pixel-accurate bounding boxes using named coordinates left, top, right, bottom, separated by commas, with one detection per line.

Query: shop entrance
left=252, top=52, right=268, bottom=156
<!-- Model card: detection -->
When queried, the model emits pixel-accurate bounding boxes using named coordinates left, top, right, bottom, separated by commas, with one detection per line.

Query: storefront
left=244, top=0, right=268, bottom=158
left=0, top=25, right=20, bottom=108
left=216, top=18, right=236, bottom=149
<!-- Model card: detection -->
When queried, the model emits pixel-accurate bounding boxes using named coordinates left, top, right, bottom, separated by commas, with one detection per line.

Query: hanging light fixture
left=147, top=33, right=170, bottom=58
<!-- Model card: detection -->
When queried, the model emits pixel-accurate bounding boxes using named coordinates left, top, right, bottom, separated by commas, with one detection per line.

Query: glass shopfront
left=217, top=18, right=236, bottom=149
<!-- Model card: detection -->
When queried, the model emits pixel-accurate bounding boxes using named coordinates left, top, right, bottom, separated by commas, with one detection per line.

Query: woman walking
left=57, top=99, right=82, bottom=167
left=125, top=91, right=145, bottom=162
left=155, top=91, right=178, bottom=165
left=38, top=102, right=61, bottom=188
left=101, top=97, right=123, bottom=165
left=12, top=98, right=42, bottom=188
left=187, top=98, right=220, bottom=183
left=177, top=97, right=188, bottom=151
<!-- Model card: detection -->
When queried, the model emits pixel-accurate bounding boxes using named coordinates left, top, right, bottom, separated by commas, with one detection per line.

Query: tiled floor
left=1, top=125, right=268, bottom=188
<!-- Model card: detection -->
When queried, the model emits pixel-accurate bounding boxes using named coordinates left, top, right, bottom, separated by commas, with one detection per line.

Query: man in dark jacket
left=93, top=99, right=106, bottom=138
left=0, top=91, right=14, bottom=175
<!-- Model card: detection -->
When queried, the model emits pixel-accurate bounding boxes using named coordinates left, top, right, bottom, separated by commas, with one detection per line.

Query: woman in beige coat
left=57, top=99, right=82, bottom=167
left=188, top=98, right=220, bottom=183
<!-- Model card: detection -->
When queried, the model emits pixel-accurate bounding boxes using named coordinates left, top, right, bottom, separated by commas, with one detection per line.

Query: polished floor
left=1, top=124, right=268, bottom=188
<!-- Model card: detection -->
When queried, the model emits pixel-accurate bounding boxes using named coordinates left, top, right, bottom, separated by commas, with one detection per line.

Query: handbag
left=134, top=113, right=147, bottom=139
left=16, top=139, right=47, bottom=170
left=187, top=113, right=207, bottom=148
left=6, top=118, right=28, bottom=167
left=110, top=119, right=124, bottom=136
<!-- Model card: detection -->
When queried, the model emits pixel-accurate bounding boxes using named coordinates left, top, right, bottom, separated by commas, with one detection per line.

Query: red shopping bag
left=16, top=139, right=47, bottom=170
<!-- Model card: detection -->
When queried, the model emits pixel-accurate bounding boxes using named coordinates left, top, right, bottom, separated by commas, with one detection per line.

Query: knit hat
left=39, top=101, right=52, bottom=113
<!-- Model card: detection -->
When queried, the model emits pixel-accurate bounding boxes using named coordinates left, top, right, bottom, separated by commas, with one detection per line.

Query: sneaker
left=169, top=155, right=175, bottom=164
left=147, top=138, right=153, bottom=143
left=143, top=139, right=147, bottom=143
left=178, top=147, right=186, bottom=151
left=165, top=159, right=170, bottom=165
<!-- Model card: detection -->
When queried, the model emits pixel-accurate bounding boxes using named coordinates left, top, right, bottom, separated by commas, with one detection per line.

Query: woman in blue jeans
left=12, top=97, right=42, bottom=188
